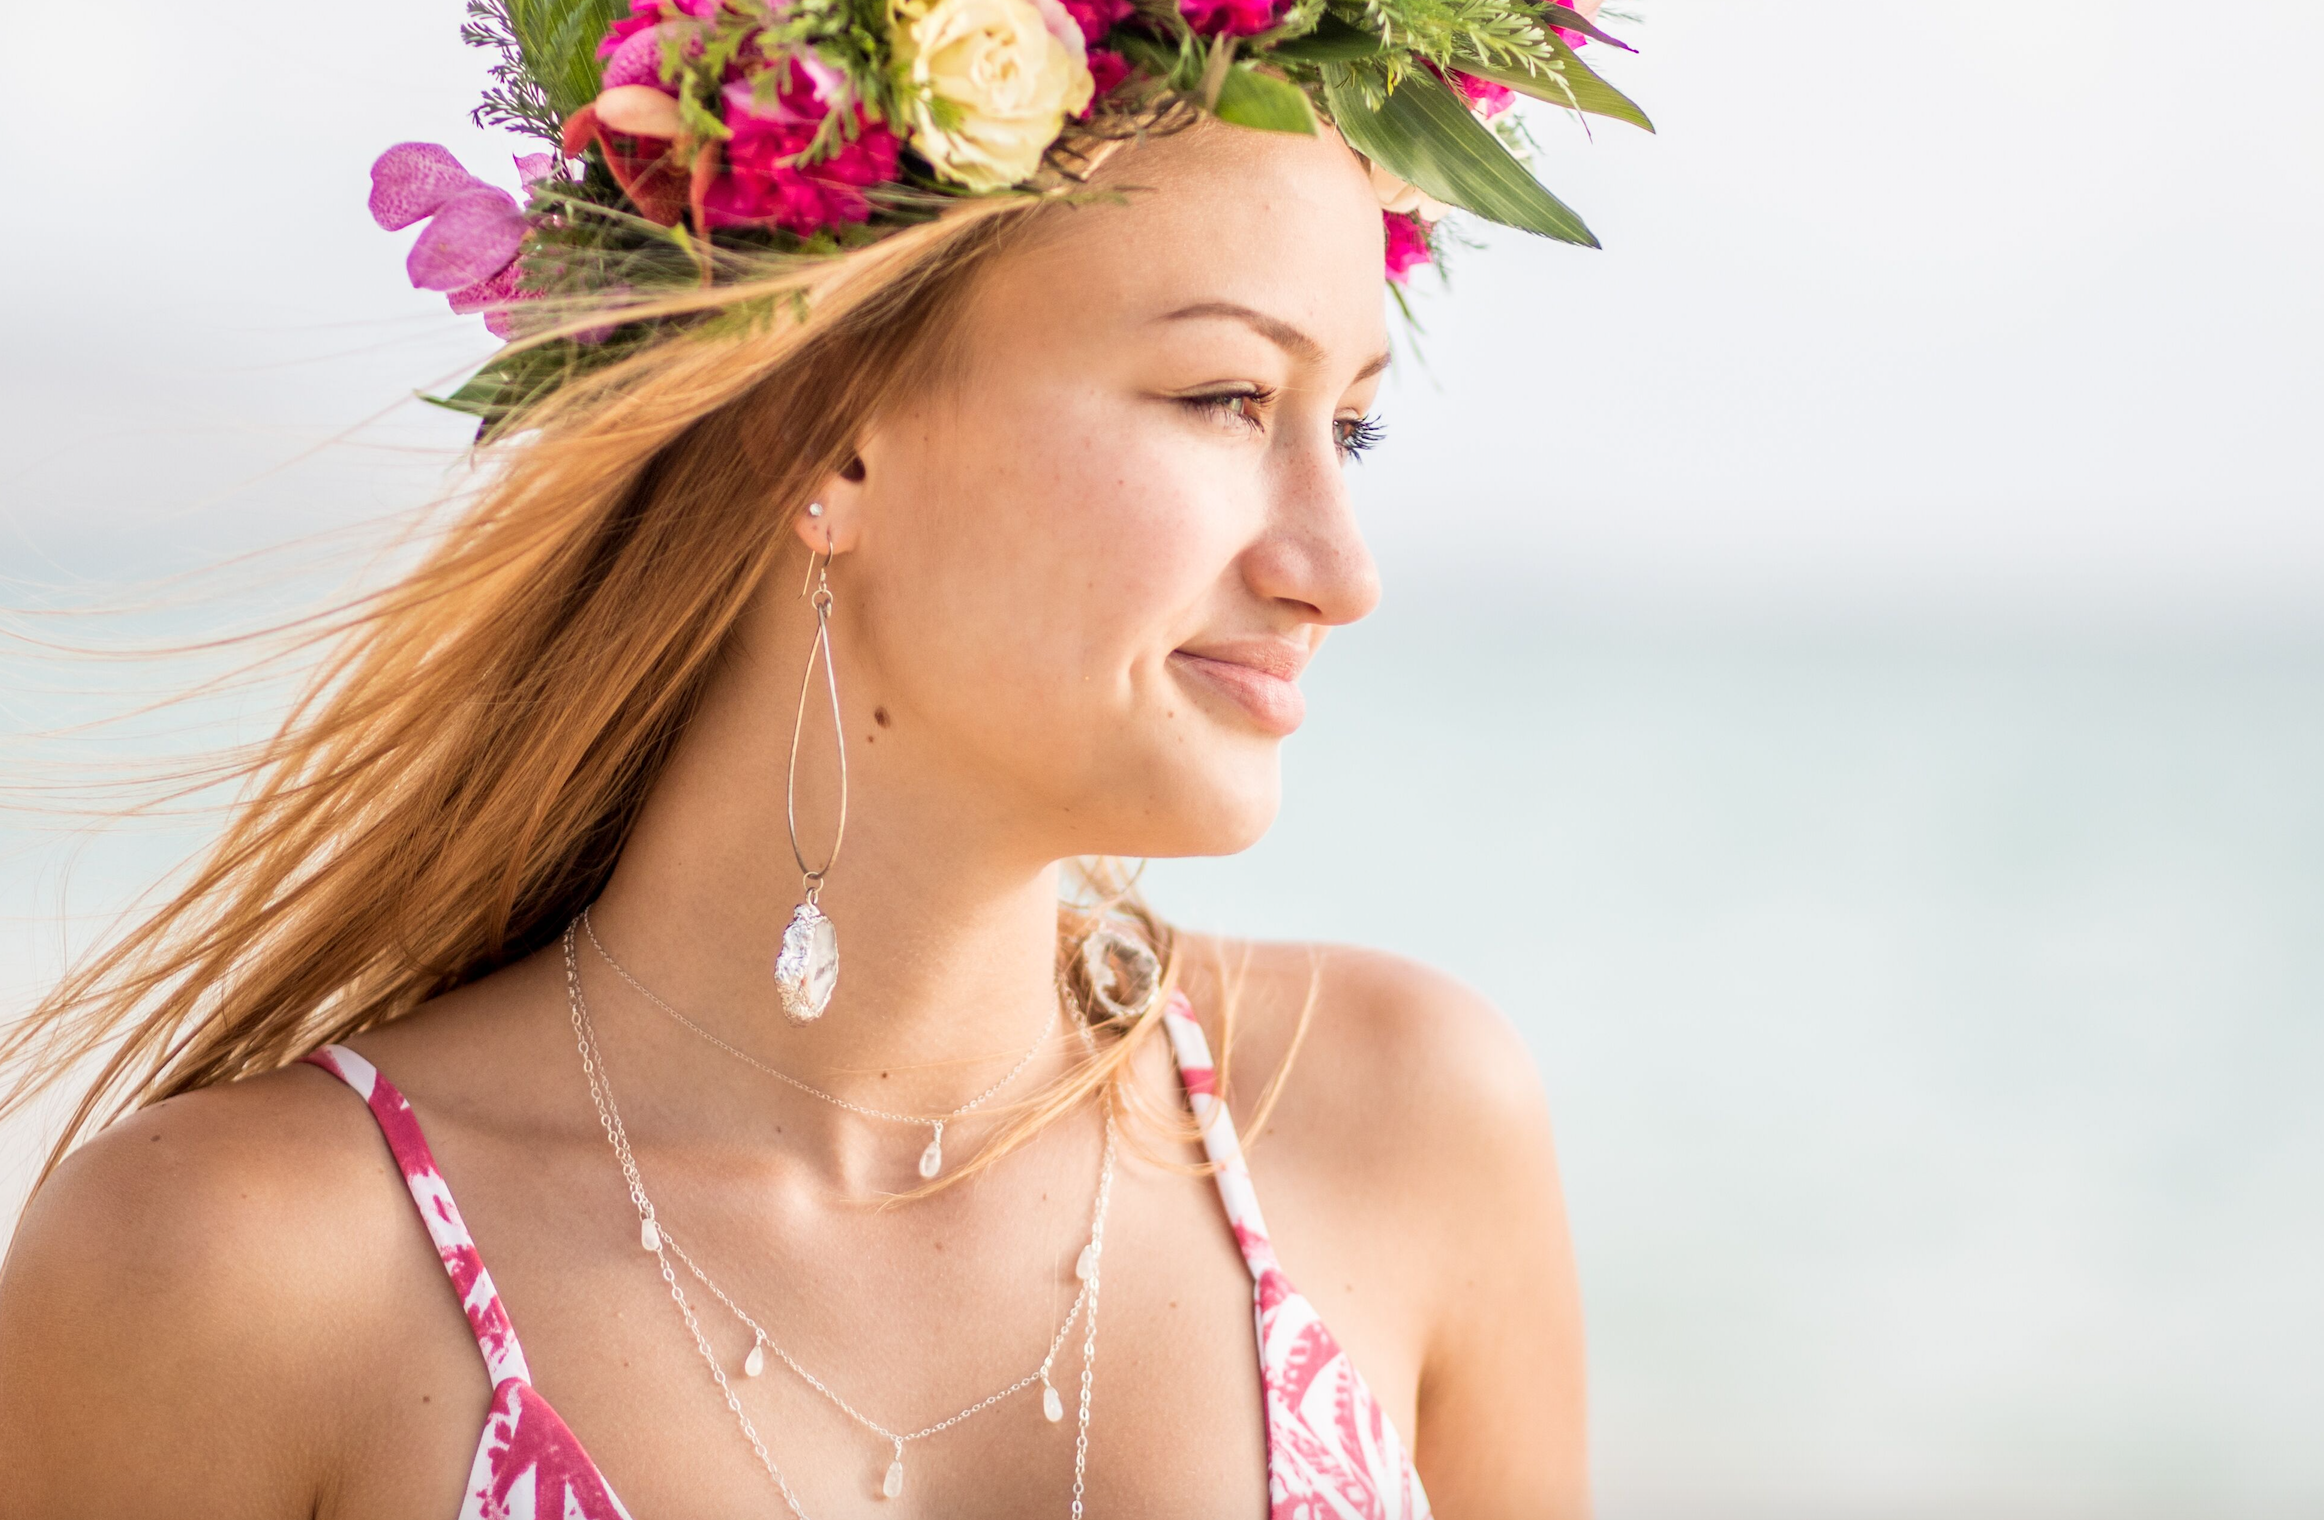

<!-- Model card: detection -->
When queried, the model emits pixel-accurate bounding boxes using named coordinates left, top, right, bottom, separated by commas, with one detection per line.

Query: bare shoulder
left=1174, top=933, right=1552, bottom=1169
left=1172, top=937, right=1587, bottom=1512
left=0, top=1063, right=470, bottom=1517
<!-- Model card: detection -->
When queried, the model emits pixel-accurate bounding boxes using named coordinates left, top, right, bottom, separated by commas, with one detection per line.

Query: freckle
left=874, top=706, right=892, bottom=728
left=422, top=1394, right=432, bottom=1404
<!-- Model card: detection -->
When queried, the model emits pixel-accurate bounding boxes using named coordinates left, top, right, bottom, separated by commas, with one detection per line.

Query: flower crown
left=377, top=0, right=1648, bottom=425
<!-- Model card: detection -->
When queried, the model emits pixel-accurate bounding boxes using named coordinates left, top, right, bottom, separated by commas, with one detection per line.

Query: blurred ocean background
left=5, top=1, right=2319, bottom=1515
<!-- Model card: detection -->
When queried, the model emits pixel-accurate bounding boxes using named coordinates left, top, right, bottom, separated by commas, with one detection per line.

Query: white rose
left=894, top=0, right=1094, bottom=191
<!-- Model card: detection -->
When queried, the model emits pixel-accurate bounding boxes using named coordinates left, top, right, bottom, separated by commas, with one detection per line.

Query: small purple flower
left=369, top=143, right=559, bottom=336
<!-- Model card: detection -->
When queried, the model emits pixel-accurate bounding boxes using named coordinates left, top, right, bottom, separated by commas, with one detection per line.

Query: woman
left=0, top=0, right=1637, bottom=1512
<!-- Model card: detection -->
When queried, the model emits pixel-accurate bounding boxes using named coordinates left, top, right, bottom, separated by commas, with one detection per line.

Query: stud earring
left=774, top=504, right=844, bottom=1023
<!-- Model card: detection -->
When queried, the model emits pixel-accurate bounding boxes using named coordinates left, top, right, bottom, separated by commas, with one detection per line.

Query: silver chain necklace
left=563, top=923, right=1113, bottom=1514
left=582, top=905, right=1056, bottom=1179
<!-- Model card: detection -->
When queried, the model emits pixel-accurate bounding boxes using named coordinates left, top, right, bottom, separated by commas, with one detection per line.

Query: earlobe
left=790, top=456, right=867, bottom=555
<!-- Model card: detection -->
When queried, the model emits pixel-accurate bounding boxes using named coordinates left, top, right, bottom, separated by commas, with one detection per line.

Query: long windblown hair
left=3, top=190, right=1300, bottom=1195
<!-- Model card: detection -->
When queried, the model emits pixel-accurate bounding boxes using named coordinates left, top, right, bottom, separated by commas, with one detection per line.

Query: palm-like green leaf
left=510, top=0, right=627, bottom=117
left=1454, top=30, right=1653, bottom=131
left=1270, top=14, right=1387, bottom=61
left=1323, top=66, right=1598, bottom=246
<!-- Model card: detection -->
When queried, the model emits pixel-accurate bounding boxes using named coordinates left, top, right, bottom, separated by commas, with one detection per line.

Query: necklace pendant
left=773, top=900, right=839, bottom=1024
left=743, top=1341, right=765, bottom=1378
left=1074, top=1241, right=1096, bottom=1281
left=880, top=1458, right=905, bottom=1499
left=918, top=1123, right=944, bottom=1180
left=1042, top=1380, right=1065, bottom=1423
left=640, top=1217, right=661, bottom=1252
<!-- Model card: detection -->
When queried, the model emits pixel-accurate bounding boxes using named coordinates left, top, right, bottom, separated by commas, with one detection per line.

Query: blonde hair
left=3, top=187, right=1302, bottom=1194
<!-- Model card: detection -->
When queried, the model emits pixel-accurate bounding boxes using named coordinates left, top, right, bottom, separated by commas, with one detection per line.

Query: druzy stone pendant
left=881, top=1458, right=905, bottom=1499
left=743, top=1341, right=765, bottom=1378
left=1074, top=1242, right=1096, bottom=1281
left=773, top=900, right=839, bottom=1023
left=918, top=1122, right=945, bottom=1180
left=1042, top=1381, right=1065, bottom=1423
left=640, top=1218, right=661, bottom=1252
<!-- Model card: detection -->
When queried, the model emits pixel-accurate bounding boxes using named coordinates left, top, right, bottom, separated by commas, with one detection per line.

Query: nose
left=1240, top=447, right=1382, bottom=629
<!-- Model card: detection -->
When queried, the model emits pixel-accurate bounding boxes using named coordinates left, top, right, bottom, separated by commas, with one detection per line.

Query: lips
left=1168, top=639, right=1310, bottom=737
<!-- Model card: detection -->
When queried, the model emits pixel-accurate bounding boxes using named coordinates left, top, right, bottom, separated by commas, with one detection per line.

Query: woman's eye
left=1181, top=389, right=1270, bottom=433
left=1335, top=413, right=1387, bottom=461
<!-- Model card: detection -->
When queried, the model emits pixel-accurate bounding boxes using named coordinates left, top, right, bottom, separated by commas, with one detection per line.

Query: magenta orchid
left=369, top=143, right=558, bottom=336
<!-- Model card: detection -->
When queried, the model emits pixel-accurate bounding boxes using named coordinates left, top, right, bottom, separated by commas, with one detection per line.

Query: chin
left=1093, top=749, right=1282, bottom=859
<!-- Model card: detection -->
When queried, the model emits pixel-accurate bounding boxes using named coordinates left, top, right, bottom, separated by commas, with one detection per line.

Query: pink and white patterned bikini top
left=302, top=991, right=1429, bottom=1519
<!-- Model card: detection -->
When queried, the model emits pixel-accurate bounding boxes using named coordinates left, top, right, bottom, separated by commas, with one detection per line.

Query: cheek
left=854, top=379, right=1267, bottom=816
left=879, top=381, right=1233, bottom=683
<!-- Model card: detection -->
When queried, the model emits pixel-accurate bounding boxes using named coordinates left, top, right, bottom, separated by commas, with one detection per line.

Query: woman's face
left=815, top=120, right=1390, bottom=864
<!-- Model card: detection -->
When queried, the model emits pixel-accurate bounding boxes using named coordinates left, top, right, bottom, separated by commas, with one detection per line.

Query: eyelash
left=1179, top=389, right=1388, bottom=461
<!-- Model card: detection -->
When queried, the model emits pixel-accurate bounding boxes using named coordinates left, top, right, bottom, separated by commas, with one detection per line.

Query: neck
left=582, top=584, right=1076, bottom=1130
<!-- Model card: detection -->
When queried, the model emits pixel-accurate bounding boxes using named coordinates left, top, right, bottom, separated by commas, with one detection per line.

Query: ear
left=791, top=451, right=870, bottom=557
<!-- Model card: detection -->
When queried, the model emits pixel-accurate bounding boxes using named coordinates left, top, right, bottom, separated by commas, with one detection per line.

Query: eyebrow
left=1158, top=301, right=1393, bottom=383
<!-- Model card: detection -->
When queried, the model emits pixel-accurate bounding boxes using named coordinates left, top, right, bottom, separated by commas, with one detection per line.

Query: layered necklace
left=582, top=906, right=1053, bottom=1180
left=561, top=921, right=1116, bottom=1515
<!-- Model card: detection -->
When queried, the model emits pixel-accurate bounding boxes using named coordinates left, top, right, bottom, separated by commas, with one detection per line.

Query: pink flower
left=1383, top=210, right=1431, bottom=284
left=699, top=62, right=903, bottom=235
left=1449, top=71, right=1515, bottom=117
left=1178, top=0, right=1292, bottom=38
left=1550, top=0, right=1597, bottom=49
left=1083, top=48, right=1130, bottom=111
left=1057, top=0, right=1132, bottom=43
left=369, top=143, right=555, bottom=336
left=597, top=0, right=718, bottom=59
left=599, top=21, right=682, bottom=89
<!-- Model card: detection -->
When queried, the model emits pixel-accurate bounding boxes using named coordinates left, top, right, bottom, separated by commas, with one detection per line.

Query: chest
left=331, top=1132, right=1304, bottom=1520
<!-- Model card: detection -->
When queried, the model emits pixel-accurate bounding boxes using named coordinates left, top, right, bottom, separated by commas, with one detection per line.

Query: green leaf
left=1531, top=3, right=1633, bottom=50
left=509, top=0, right=627, bottom=118
left=1268, top=14, right=1387, bottom=62
left=1213, top=66, right=1321, bottom=134
left=1454, top=32, right=1654, bottom=132
left=1323, top=67, right=1599, bottom=246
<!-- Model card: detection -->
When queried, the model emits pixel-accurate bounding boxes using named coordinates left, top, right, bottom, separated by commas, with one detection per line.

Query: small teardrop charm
left=881, top=1459, right=905, bottom=1499
left=743, top=1342, right=765, bottom=1378
left=1074, top=1241, right=1096, bottom=1281
left=917, top=1131, right=943, bottom=1180
left=640, top=1218, right=661, bottom=1252
left=1042, top=1382, right=1064, bottom=1423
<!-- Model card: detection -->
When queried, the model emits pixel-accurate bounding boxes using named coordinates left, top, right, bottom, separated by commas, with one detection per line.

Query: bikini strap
left=1161, top=991, right=1284, bottom=1281
left=301, top=1044, right=533, bottom=1388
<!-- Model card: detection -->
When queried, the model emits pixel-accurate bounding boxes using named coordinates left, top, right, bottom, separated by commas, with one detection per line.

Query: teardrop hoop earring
left=772, top=504, right=846, bottom=1024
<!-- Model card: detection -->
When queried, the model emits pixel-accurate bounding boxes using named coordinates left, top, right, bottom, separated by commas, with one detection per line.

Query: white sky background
left=3, top=0, right=2320, bottom=617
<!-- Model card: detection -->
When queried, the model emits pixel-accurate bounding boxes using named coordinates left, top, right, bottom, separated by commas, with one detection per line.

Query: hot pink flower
left=1178, top=0, right=1292, bottom=38
left=599, top=21, right=683, bottom=89
left=1057, top=0, right=1132, bottom=43
left=1550, top=0, right=1595, bottom=49
left=1450, top=71, right=1515, bottom=117
left=369, top=143, right=558, bottom=336
left=1383, top=210, right=1431, bottom=284
left=1083, top=48, right=1130, bottom=111
left=699, top=63, right=902, bottom=235
left=597, top=0, right=718, bottom=59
